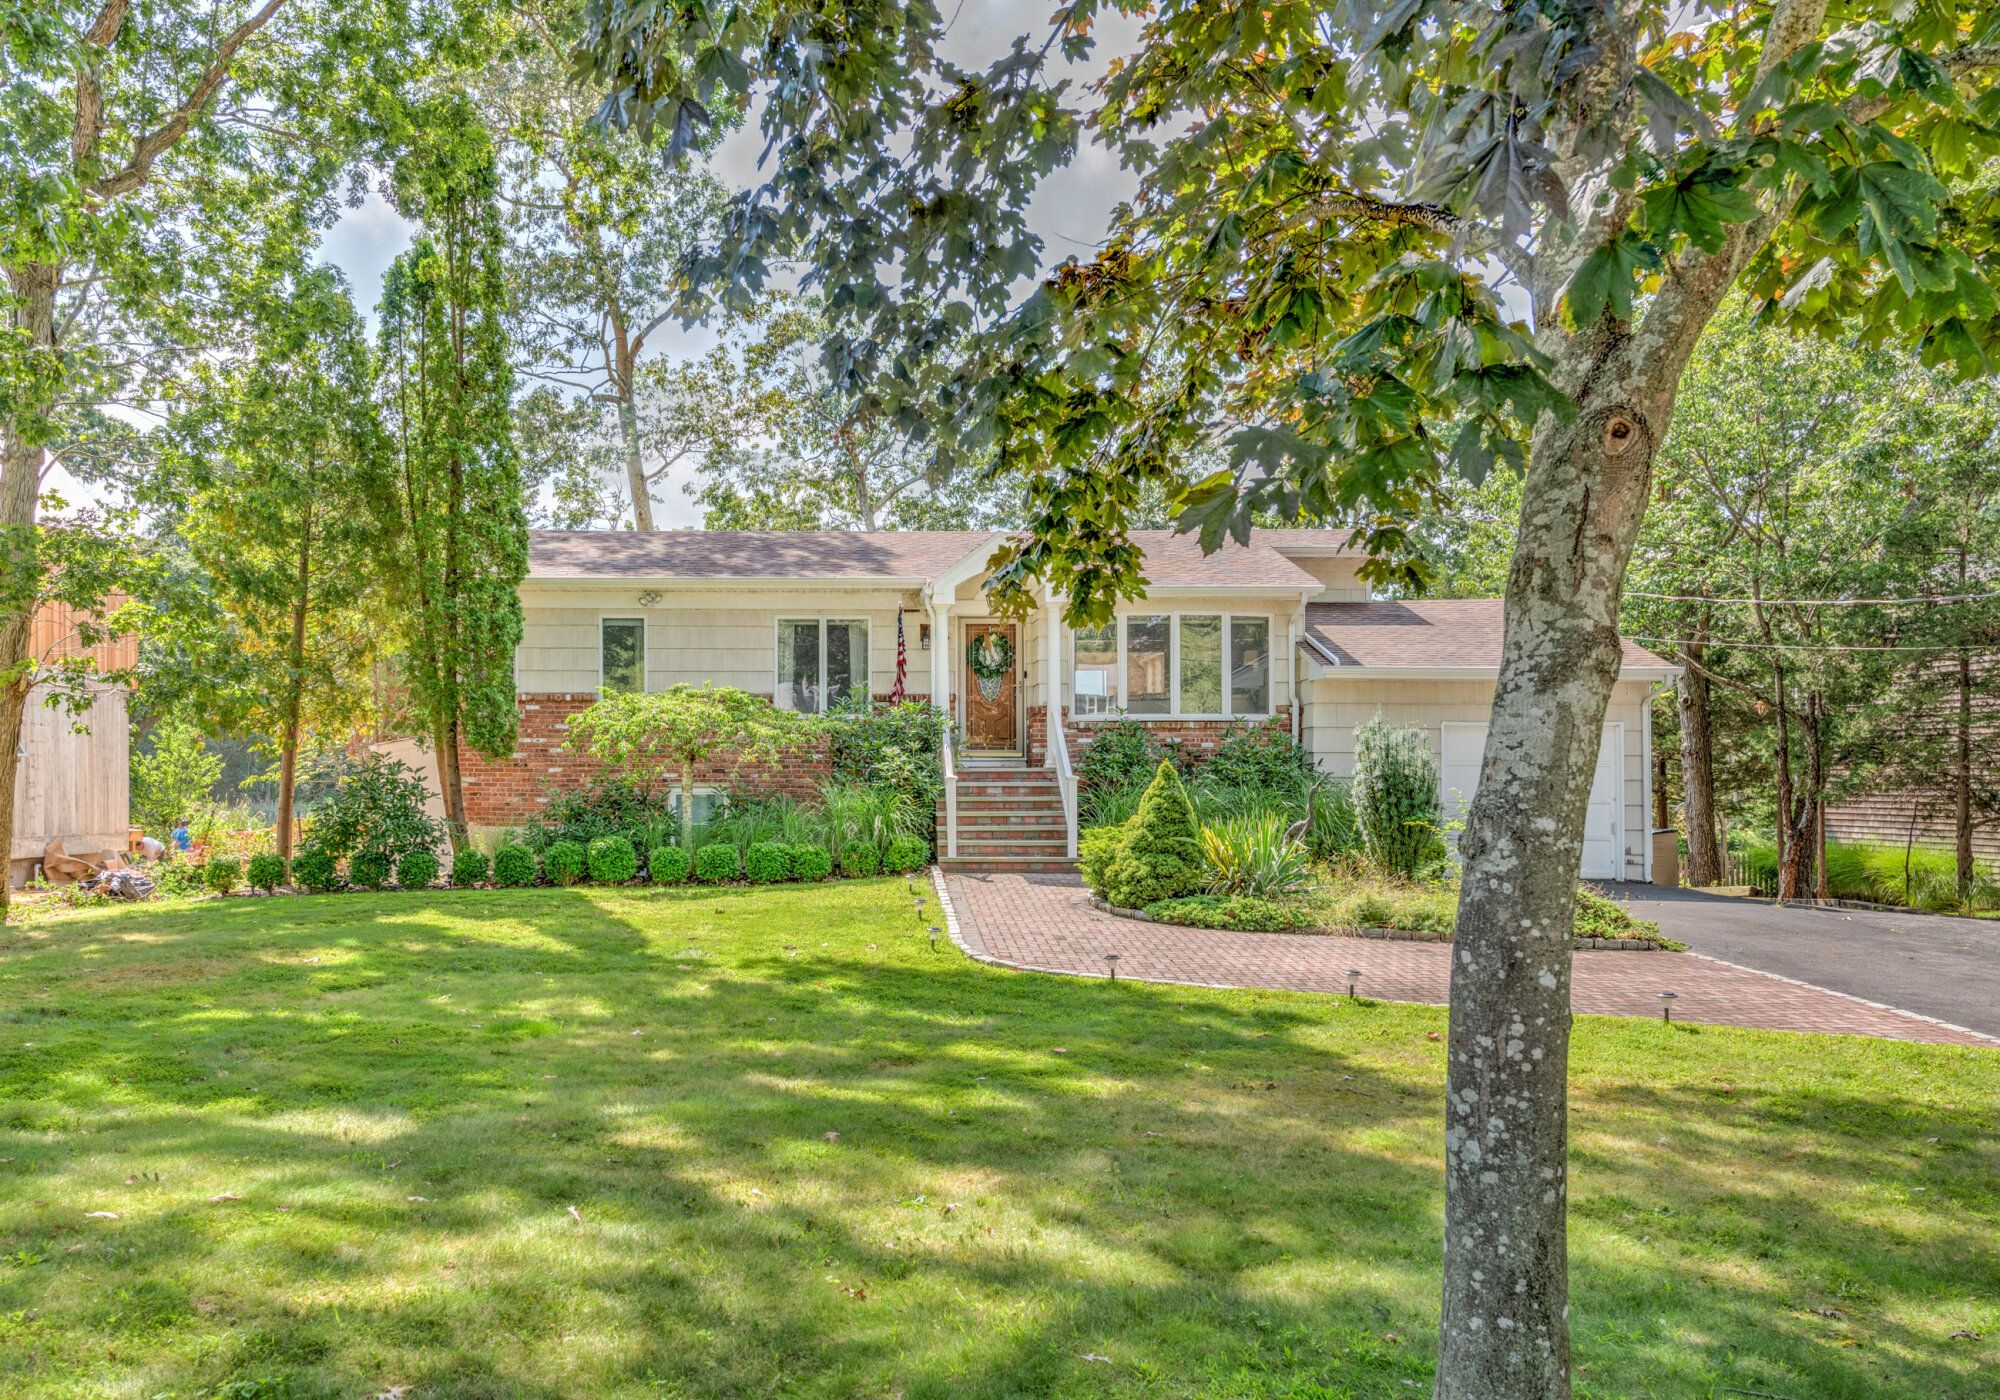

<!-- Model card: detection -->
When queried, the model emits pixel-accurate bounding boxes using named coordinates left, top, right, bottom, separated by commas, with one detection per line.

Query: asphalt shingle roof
left=527, top=528, right=1320, bottom=589
left=1303, top=599, right=1672, bottom=673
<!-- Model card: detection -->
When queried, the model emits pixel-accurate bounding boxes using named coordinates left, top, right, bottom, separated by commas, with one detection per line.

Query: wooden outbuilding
left=10, top=598, right=134, bottom=887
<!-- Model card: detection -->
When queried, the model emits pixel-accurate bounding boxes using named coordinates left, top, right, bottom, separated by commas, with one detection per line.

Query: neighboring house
left=10, top=598, right=134, bottom=887
left=455, top=528, right=1675, bottom=879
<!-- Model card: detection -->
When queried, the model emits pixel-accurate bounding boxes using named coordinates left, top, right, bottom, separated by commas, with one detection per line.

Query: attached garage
left=1294, top=599, right=1678, bottom=883
left=1440, top=721, right=1624, bottom=880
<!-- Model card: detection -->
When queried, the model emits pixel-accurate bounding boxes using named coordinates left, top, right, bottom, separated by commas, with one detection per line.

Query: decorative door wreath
left=966, top=631, right=1015, bottom=702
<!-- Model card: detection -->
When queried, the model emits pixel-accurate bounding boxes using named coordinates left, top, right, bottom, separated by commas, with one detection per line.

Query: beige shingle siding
left=516, top=583, right=930, bottom=698
left=1303, top=677, right=1654, bottom=880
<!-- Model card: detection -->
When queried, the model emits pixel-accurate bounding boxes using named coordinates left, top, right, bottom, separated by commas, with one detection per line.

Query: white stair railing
left=1049, top=708, right=1078, bottom=859
left=941, top=724, right=959, bottom=858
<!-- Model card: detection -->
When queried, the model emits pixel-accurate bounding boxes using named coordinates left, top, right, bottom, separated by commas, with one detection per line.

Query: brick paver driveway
left=937, top=872, right=1997, bottom=1047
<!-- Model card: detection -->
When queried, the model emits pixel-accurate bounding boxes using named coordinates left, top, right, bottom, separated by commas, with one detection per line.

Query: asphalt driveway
left=1604, top=884, right=2000, bottom=1039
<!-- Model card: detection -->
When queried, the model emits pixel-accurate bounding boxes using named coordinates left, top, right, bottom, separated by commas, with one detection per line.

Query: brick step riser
left=956, top=844, right=1072, bottom=857
left=956, top=787, right=1060, bottom=800
left=939, top=859, right=1079, bottom=875
left=957, top=823, right=1068, bottom=837
left=956, top=805, right=1066, bottom=819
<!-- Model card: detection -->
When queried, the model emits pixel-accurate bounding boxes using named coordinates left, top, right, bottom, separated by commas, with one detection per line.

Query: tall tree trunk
left=1676, top=651, right=1721, bottom=886
left=680, top=755, right=696, bottom=848
left=1770, top=664, right=1805, bottom=900
left=1956, top=645, right=1974, bottom=900
left=1652, top=740, right=1669, bottom=830
left=275, top=526, right=312, bottom=865
left=435, top=717, right=468, bottom=854
left=618, top=393, right=655, bottom=531
left=1437, top=387, right=1658, bottom=1400
left=0, top=260, right=59, bottom=916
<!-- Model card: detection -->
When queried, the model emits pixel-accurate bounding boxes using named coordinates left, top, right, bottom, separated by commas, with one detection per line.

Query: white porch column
left=1042, top=588, right=1063, bottom=768
left=929, top=599, right=952, bottom=716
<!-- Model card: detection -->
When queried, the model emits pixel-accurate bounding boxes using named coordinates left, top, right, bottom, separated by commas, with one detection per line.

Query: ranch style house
left=446, top=527, right=1677, bottom=879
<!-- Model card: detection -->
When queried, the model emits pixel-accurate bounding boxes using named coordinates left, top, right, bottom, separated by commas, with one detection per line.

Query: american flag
left=889, top=607, right=907, bottom=703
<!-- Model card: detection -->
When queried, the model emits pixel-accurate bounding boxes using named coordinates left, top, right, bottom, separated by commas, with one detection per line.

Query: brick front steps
left=940, top=765, right=1076, bottom=876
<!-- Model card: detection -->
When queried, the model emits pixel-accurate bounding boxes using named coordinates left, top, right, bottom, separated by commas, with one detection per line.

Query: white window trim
left=1071, top=612, right=1274, bottom=721
left=599, top=615, right=646, bottom=694
left=773, top=616, right=871, bottom=714
left=668, top=784, right=723, bottom=826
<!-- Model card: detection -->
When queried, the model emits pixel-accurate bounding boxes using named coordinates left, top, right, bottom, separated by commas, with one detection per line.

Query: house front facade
left=456, top=527, right=1676, bottom=880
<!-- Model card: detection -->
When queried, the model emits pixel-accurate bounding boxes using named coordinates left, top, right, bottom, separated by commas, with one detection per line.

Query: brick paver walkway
left=938, top=872, right=1998, bottom=1047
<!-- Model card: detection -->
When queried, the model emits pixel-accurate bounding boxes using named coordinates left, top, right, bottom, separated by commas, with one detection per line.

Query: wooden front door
left=962, top=621, right=1019, bottom=752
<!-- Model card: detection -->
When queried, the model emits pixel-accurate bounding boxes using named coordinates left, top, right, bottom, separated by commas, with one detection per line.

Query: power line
left=1625, top=589, right=2000, bottom=606
left=1625, top=634, right=2000, bottom=654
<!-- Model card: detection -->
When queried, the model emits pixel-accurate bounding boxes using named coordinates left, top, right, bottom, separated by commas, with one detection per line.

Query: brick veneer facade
left=1024, top=704, right=1293, bottom=768
left=458, top=692, right=834, bottom=829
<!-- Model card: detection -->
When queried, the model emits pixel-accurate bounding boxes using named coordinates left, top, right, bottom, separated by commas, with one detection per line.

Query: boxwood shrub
left=649, top=845, right=689, bottom=884
left=397, top=849, right=440, bottom=889
left=587, top=835, right=640, bottom=884
left=245, top=853, right=286, bottom=891
left=744, top=841, right=792, bottom=883
left=492, top=844, right=537, bottom=888
left=348, top=850, right=391, bottom=890
left=1142, top=893, right=1297, bottom=931
left=883, top=833, right=928, bottom=874
left=543, top=840, right=587, bottom=886
left=293, top=846, right=340, bottom=892
left=693, top=844, right=740, bottom=883
left=450, top=848, right=490, bottom=887
left=841, top=843, right=880, bottom=877
left=791, top=843, right=832, bottom=881
left=202, top=857, right=242, bottom=895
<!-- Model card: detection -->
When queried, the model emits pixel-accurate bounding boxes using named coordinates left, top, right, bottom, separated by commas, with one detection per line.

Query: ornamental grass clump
left=245, top=853, right=286, bottom=891
left=451, top=849, right=491, bottom=887
left=397, top=850, right=440, bottom=889
left=1092, top=760, right=1204, bottom=909
left=587, top=835, right=640, bottom=884
left=694, top=844, right=740, bottom=883
left=1351, top=715, right=1446, bottom=878
left=745, top=841, right=792, bottom=883
left=1201, top=813, right=1312, bottom=898
left=492, top=844, right=537, bottom=888
left=649, top=845, right=689, bottom=884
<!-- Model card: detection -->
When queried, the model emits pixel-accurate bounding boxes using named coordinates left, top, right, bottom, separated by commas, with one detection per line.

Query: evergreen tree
left=374, top=97, right=528, bottom=852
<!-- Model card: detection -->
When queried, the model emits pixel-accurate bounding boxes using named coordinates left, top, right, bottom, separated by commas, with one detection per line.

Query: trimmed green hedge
left=451, top=849, right=491, bottom=887
left=348, top=851, right=390, bottom=890
left=543, top=840, right=587, bottom=886
left=397, top=850, right=440, bottom=889
left=883, top=833, right=928, bottom=873
left=694, top=844, right=740, bottom=883
left=792, top=844, right=832, bottom=881
left=587, top=835, right=639, bottom=884
left=202, top=857, right=242, bottom=895
left=245, top=853, right=286, bottom=891
left=649, top=845, right=689, bottom=884
left=745, top=841, right=792, bottom=883
left=493, top=844, right=537, bottom=888
left=293, top=847, right=340, bottom=892
left=841, top=843, right=880, bottom=877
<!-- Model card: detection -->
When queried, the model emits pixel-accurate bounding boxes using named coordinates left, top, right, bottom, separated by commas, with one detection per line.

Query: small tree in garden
left=304, top=754, right=443, bottom=866
left=1100, top=760, right=1205, bottom=909
left=1352, top=717, right=1445, bottom=880
left=564, top=685, right=820, bottom=848
left=131, top=720, right=223, bottom=841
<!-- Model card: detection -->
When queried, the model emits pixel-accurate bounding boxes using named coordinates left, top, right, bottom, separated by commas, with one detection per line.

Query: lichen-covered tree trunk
left=1435, top=368, right=1661, bottom=1400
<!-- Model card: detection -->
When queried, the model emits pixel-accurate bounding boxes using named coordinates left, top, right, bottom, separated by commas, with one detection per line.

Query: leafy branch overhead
left=574, top=0, right=2000, bottom=618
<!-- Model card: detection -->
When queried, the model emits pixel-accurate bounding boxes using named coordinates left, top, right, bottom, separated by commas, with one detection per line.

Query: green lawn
left=1, top=883, right=1994, bottom=1399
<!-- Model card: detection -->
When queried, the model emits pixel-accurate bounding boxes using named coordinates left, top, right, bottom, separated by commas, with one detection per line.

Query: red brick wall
left=1025, top=705, right=1293, bottom=769
left=459, top=692, right=833, bottom=829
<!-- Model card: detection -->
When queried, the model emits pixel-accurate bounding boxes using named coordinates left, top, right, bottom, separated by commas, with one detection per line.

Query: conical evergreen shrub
left=1103, top=759, right=1204, bottom=908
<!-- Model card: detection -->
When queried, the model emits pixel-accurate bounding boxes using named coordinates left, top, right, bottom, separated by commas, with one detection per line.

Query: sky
left=300, top=1, right=1147, bottom=528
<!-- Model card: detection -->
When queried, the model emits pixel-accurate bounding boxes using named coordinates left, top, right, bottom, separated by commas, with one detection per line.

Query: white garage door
left=1438, top=723, right=1623, bottom=881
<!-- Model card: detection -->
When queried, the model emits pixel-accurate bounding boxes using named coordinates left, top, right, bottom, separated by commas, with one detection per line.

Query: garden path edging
left=1082, top=894, right=1674, bottom=951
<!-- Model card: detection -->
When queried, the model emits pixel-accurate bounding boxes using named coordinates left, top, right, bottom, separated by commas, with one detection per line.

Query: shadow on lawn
left=0, top=886, right=1994, bottom=1397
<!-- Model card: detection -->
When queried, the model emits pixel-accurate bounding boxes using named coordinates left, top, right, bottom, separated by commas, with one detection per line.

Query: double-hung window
left=1071, top=614, right=1271, bottom=718
left=776, top=618, right=869, bottom=713
left=600, top=617, right=645, bottom=694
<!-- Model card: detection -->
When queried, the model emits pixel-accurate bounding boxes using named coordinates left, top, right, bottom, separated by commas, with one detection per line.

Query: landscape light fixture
left=1659, top=990, right=1678, bottom=1024
left=1346, top=968, right=1362, bottom=1000
left=928, top=924, right=940, bottom=950
left=1104, top=952, right=1120, bottom=982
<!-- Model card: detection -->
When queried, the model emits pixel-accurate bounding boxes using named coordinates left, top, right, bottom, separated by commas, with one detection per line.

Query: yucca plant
left=1201, top=813, right=1312, bottom=899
